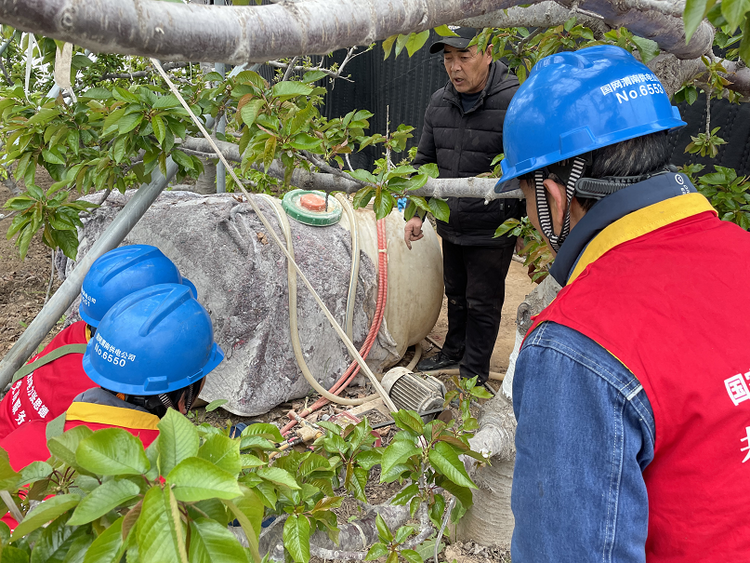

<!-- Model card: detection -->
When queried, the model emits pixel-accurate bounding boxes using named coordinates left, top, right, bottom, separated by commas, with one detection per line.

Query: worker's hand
left=515, top=235, right=526, bottom=255
left=404, top=216, right=424, bottom=250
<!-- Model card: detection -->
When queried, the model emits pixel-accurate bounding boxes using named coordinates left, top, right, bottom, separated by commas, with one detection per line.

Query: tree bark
left=0, top=0, right=718, bottom=66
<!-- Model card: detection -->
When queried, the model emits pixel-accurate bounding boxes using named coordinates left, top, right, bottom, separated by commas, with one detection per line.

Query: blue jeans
left=511, top=321, right=656, bottom=562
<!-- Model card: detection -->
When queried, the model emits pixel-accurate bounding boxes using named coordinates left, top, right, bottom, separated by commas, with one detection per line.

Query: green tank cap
left=282, top=189, right=343, bottom=226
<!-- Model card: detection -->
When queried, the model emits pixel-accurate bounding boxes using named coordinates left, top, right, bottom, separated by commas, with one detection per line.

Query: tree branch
left=266, top=60, right=354, bottom=82
left=101, top=61, right=188, bottom=80
left=180, top=136, right=522, bottom=200
left=0, top=0, right=524, bottom=64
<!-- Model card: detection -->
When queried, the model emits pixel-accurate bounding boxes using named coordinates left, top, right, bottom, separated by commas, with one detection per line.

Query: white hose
left=336, top=193, right=360, bottom=341
left=258, top=194, right=376, bottom=407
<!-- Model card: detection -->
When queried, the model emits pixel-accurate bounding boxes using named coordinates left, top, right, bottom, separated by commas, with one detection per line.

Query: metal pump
left=380, top=367, right=446, bottom=415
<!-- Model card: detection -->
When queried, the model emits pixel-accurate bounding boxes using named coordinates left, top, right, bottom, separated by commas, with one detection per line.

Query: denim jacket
left=511, top=322, right=655, bottom=562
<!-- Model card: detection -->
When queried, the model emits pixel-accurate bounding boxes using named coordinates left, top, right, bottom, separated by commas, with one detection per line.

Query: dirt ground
left=0, top=182, right=530, bottom=562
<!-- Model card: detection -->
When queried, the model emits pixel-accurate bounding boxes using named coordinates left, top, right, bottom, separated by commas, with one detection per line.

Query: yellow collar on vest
left=66, top=402, right=160, bottom=430
left=568, top=193, right=716, bottom=285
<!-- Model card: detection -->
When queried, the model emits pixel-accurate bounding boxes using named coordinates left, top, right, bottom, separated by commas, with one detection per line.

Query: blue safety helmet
left=82, top=284, right=224, bottom=396
left=495, top=45, right=686, bottom=193
left=79, top=245, right=197, bottom=327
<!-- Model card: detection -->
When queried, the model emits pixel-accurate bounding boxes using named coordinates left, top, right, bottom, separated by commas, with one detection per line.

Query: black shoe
left=417, top=351, right=461, bottom=371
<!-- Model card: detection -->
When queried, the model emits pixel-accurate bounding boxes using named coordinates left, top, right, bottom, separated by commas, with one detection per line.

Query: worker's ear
left=542, top=178, right=568, bottom=235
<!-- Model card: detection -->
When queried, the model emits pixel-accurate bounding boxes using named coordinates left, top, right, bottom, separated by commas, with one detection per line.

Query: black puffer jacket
left=413, top=60, right=522, bottom=247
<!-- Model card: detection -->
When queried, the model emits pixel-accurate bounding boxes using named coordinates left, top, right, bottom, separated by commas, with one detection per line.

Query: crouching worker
left=0, top=245, right=196, bottom=438
left=0, top=283, right=223, bottom=471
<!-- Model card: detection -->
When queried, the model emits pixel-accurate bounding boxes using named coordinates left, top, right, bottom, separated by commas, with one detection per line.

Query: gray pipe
left=0, top=31, right=18, bottom=58
left=0, top=158, right=179, bottom=388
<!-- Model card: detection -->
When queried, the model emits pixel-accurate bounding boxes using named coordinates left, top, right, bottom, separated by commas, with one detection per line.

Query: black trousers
left=441, top=240, right=515, bottom=383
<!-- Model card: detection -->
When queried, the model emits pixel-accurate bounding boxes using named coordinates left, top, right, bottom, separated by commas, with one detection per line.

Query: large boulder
left=62, top=190, right=443, bottom=415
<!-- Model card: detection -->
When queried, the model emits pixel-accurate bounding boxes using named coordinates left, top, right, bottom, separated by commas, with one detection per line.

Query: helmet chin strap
left=533, top=157, right=587, bottom=252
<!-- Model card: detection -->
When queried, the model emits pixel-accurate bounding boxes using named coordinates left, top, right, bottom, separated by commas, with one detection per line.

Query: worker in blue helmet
left=0, top=283, right=224, bottom=471
left=0, top=245, right=196, bottom=438
left=497, top=46, right=750, bottom=561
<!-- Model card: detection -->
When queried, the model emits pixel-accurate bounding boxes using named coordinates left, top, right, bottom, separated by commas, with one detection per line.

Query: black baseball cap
left=429, top=27, right=479, bottom=54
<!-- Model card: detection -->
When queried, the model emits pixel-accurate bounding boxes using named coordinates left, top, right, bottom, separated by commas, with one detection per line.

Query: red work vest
left=0, top=322, right=97, bottom=439
left=529, top=194, right=750, bottom=561
left=0, top=403, right=160, bottom=530
left=0, top=402, right=160, bottom=472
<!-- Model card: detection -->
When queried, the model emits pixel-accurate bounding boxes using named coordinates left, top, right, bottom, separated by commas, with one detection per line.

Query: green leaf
left=395, top=34, right=410, bottom=57
left=283, top=515, right=311, bottom=563
left=166, top=457, right=242, bottom=502
left=47, top=425, right=94, bottom=471
left=365, top=542, right=388, bottom=560
left=157, top=408, right=199, bottom=475
left=256, top=466, right=301, bottom=490
left=393, top=410, right=424, bottom=434
left=262, top=136, right=277, bottom=172
left=380, top=441, right=421, bottom=482
left=41, top=148, right=65, bottom=165
left=394, top=524, right=416, bottom=545
left=375, top=513, right=393, bottom=543
left=302, top=70, right=328, bottom=83
left=0, top=448, right=21, bottom=490
left=67, top=479, right=141, bottom=526
left=11, top=494, right=79, bottom=541
left=18, top=461, right=52, bottom=487
left=117, top=113, right=143, bottom=135
left=136, top=487, right=185, bottom=563
left=239, top=99, right=264, bottom=128
left=240, top=423, right=284, bottom=443
left=382, top=35, right=397, bottom=60
left=61, top=533, right=94, bottom=563
left=240, top=454, right=265, bottom=469
left=82, top=516, right=126, bottom=563
left=153, top=94, right=181, bottom=109
left=188, top=518, right=249, bottom=563
left=28, top=108, right=60, bottom=127
left=406, top=30, right=430, bottom=57
left=171, top=149, right=193, bottom=170
left=401, top=549, right=424, bottom=563
left=205, top=399, right=227, bottom=412
left=428, top=442, right=476, bottom=490
left=289, top=132, right=322, bottom=151
left=30, top=513, right=88, bottom=563
left=721, top=0, right=750, bottom=30
left=374, top=190, right=395, bottom=219
left=198, top=434, right=241, bottom=477
left=740, top=15, right=750, bottom=63
left=434, top=25, right=459, bottom=37
left=630, top=35, right=660, bottom=63
left=271, top=81, right=314, bottom=101
left=51, top=229, right=79, bottom=261
left=151, top=115, right=166, bottom=145
left=684, top=0, right=714, bottom=41
left=76, top=428, right=150, bottom=476
left=354, top=449, right=381, bottom=470
left=223, top=496, right=262, bottom=563
left=81, top=87, right=112, bottom=100
left=428, top=198, right=450, bottom=222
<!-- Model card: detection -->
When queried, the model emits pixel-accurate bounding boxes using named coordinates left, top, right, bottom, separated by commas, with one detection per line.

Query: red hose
left=282, top=218, right=389, bottom=434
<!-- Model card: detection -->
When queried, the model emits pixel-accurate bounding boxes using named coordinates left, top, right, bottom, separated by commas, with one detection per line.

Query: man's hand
left=404, top=216, right=424, bottom=250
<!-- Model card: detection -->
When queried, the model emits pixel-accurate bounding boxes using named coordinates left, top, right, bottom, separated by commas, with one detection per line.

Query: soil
left=0, top=181, right=533, bottom=562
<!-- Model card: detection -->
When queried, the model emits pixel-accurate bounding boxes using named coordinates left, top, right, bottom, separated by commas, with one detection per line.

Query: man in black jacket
left=404, top=27, right=522, bottom=384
